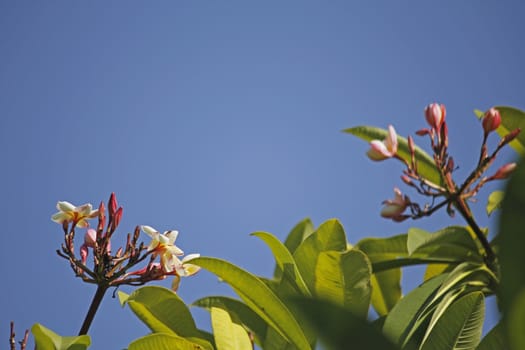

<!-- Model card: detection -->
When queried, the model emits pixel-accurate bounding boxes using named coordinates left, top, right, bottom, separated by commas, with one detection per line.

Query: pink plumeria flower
left=141, top=225, right=184, bottom=272
left=380, top=188, right=409, bottom=220
left=51, top=201, right=99, bottom=228
left=366, top=125, right=398, bottom=161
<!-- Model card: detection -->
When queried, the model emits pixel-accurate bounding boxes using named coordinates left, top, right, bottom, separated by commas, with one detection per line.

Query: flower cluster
left=365, top=104, right=518, bottom=222
left=52, top=193, right=200, bottom=291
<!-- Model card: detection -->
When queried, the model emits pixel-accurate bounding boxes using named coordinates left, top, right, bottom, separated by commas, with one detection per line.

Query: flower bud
left=490, top=163, right=517, bottom=180
left=111, top=207, right=123, bottom=231
left=84, top=229, right=97, bottom=248
left=108, top=192, right=118, bottom=217
left=425, top=103, right=446, bottom=131
left=482, top=108, right=501, bottom=134
left=97, top=201, right=106, bottom=232
left=380, top=188, right=409, bottom=220
left=502, top=128, right=521, bottom=145
left=80, top=244, right=89, bottom=265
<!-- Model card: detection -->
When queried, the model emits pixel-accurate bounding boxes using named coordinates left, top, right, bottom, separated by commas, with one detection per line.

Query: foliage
left=9, top=104, right=525, bottom=350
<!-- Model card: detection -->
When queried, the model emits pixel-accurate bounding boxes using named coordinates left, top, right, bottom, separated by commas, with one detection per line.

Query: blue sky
left=1, top=2, right=524, bottom=349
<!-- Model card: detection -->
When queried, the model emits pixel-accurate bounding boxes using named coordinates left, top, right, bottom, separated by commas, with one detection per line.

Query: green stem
left=78, top=285, right=108, bottom=335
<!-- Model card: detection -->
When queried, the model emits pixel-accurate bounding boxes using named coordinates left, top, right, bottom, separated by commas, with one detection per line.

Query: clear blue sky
left=1, top=2, right=524, bottom=349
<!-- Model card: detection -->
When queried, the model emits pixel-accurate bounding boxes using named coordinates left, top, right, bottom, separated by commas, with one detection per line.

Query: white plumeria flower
left=174, top=254, right=201, bottom=277
left=51, top=201, right=99, bottom=228
left=141, top=225, right=184, bottom=272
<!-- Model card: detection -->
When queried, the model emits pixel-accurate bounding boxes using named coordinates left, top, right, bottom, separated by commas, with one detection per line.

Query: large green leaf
left=344, top=126, right=441, bottom=185
left=283, top=218, right=315, bottom=255
left=31, top=324, right=91, bottom=350
left=211, top=306, right=252, bottom=350
left=252, top=231, right=311, bottom=296
left=193, top=296, right=268, bottom=347
left=499, top=154, right=525, bottom=315
left=407, top=227, right=483, bottom=263
left=357, top=234, right=407, bottom=315
left=189, top=256, right=311, bottom=350
left=293, top=219, right=347, bottom=293
left=476, top=322, right=508, bottom=350
left=291, top=298, right=398, bottom=350
left=128, top=333, right=206, bottom=350
left=383, top=274, right=447, bottom=347
left=121, top=286, right=199, bottom=337
left=314, top=249, right=371, bottom=317
left=475, top=106, right=525, bottom=155
left=420, top=292, right=484, bottom=350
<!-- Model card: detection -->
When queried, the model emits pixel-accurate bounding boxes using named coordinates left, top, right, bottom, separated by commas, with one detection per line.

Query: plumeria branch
left=51, top=193, right=201, bottom=335
left=365, top=104, right=519, bottom=268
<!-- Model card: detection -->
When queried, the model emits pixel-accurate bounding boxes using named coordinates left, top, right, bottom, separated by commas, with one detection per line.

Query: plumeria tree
left=9, top=104, right=525, bottom=350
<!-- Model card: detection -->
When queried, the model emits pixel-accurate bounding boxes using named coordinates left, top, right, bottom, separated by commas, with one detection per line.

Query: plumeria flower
left=51, top=201, right=99, bottom=228
left=366, top=125, right=398, bottom=161
left=380, top=188, right=409, bottom=221
left=170, top=254, right=201, bottom=277
left=141, top=225, right=184, bottom=272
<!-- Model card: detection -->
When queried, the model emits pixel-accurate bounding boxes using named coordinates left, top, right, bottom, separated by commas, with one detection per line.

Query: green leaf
left=189, top=256, right=311, bottom=350
left=128, top=333, right=206, bottom=350
left=499, top=155, right=525, bottom=315
left=293, top=219, right=348, bottom=293
left=193, top=296, right=268, bottom=346
left=117, top=290, right=129, bottom=306
left=369, top=270, right=402, bottom=316
left=123, top=286, right=200, bottom=338
left=283, top=218, right=315, bottom=255
left=476, top=106, right=525, bottom=155
left=382, top=274, right=447, bottom=347
left=407, top=227, right=484, bottom=263
left=486, top=190, right=505, bottom=216
left=291, top=298, right=398, bottom=350
left=420, top=292, right=484, bottom=350
left=344, top=125, right=441, bottom=185
left=252, top=231, right=311, bottom=296
left=31, top=324, right=91, bottom=350
left=476, top=322, right=508, bottom=350
left=314, top=249, right=372, bottom=317
left=507, top=288, right=525, bottom=350
left=211, top=306, right=252, bottom=350
left=357, top=234, right=407, bottom=315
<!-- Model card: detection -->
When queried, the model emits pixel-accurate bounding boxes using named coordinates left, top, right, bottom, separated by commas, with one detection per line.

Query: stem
left=453, top=197, right=497, bottom=265
left=78, top=285, right=108, bottom=335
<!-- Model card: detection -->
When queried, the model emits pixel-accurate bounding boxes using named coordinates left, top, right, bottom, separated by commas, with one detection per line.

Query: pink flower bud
left=108, top=192, right=118, bottom=216
left=416, top=128, right=430, bottom=136
left=425, top=103, right=446, bottom=131
left=407, top=135, right=415, bottom=154
left=80, top=244, right=89, bottom=265
left=366, top=125, right=398, bottom=161
left=490, top=163, right=517, bottom=180
left=84, top=229, right=97, bottom=248
left=112, top=207, right=123, bottom=230
left=502, top=128, right=521, bottom=144
left=97, top=201, right=106, bottom=232
left=482, top=108, right=501, bottom=134
left=381, top=188, right=409, bottom=220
